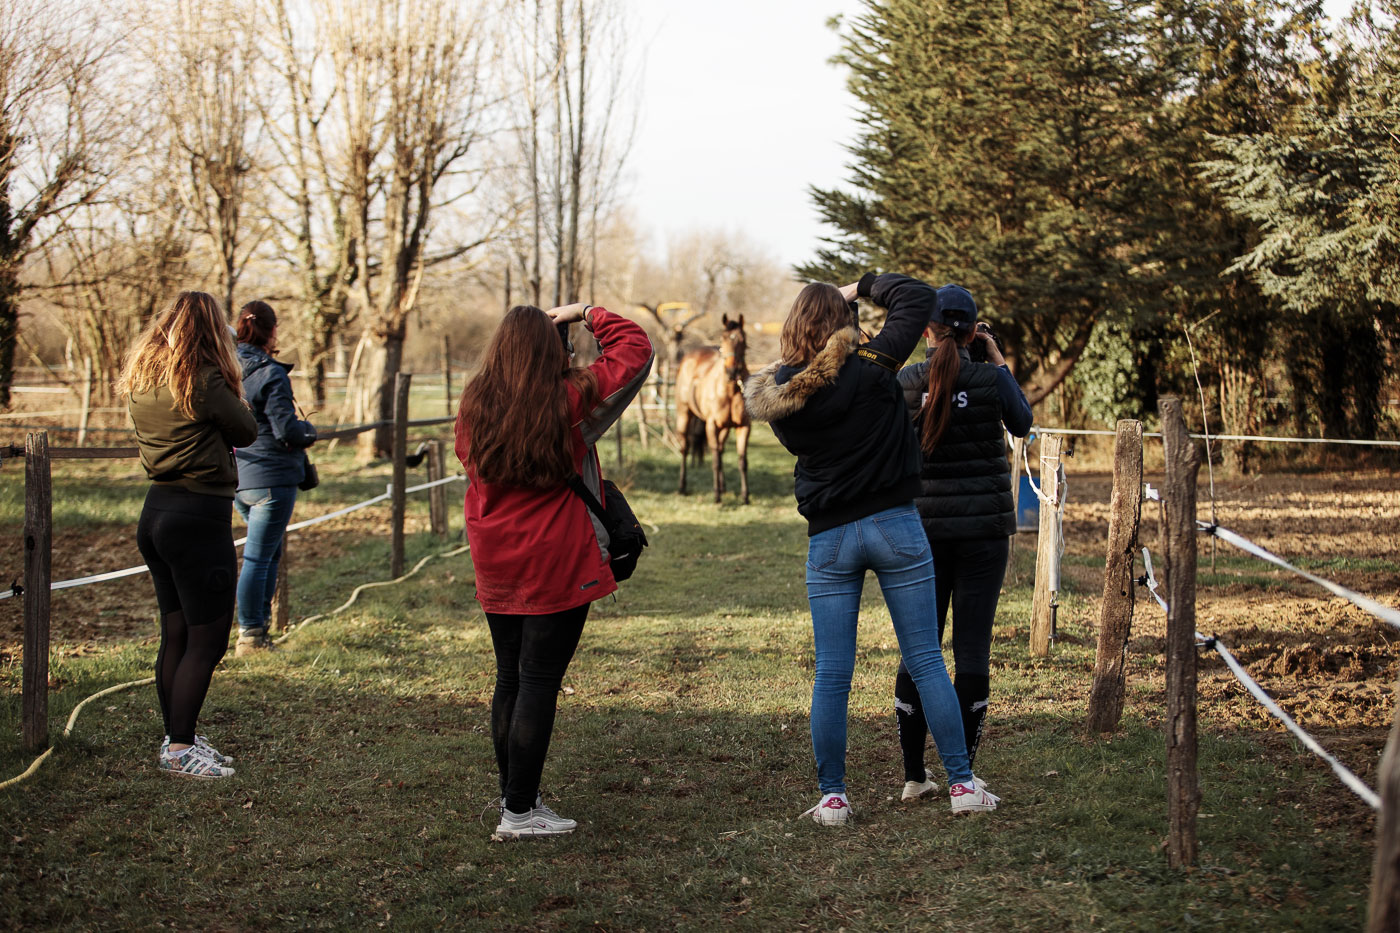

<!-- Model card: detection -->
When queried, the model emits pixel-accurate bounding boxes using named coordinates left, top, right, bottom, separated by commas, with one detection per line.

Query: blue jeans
left=234, top=485, right=298, bottom=633
left=806, top=504, right=972, bottom=794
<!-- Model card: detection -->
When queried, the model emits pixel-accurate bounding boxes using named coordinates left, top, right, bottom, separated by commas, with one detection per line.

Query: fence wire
left=0, top=474, right=466, bottom=601
left=1139, top=541, right=1383, bottom=810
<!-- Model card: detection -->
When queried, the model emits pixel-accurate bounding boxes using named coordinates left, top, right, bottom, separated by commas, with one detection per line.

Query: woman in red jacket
left=455, top=302, right=653, bottom=840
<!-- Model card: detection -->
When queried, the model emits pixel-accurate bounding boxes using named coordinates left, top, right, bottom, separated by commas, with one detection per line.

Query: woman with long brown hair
left=121, top=290, right=256, bottom=779
left=892, top=284, right=1031, bottom=801
left=455, top=302, right=652, bottom=839
left=745, top=273, right=999, bottom=825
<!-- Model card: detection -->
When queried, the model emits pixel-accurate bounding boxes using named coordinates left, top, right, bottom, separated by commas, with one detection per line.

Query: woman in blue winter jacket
left=233, top=300, right=317, bottom=655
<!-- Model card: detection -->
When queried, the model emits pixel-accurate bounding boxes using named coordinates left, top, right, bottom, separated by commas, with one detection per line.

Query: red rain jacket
left=455, top=307, right=654, bottom=614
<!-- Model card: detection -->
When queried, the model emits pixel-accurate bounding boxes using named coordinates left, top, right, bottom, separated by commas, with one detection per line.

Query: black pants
left=896, top=536, right=1009, bottom=778
left=486, top=604, right=590, bottom=813
left=135, top=485, right=236, bottom=745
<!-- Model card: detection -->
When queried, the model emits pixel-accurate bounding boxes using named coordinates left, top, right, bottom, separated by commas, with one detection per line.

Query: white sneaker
left=161, top=734, right=233, bottom=765
left=901, top=777, right=939, bottom=801
left=493, top=806, right=577, bottom=840
left=800, top=792, right=854, bottom=825
left=949, top=779, right=999, bottom=813
left=159, top=744, right=235, bottom=780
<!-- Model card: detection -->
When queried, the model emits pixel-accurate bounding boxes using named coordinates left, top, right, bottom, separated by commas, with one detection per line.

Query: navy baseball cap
left=932, top=284, right=978, bottom=332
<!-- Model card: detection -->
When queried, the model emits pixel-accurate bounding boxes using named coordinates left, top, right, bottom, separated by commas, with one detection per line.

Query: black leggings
left=896, top=536, right=1009, bottom=778
left=486, top=604, right=589, bottom=813
left=136, top=485, right=236, bottom=745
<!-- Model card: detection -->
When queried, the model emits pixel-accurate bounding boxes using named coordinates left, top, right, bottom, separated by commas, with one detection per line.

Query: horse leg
left=736, top=423, right=750, bottom=505
left=676, top=406, right=690, bottom=495
left=708, top=421, right=727, bottom=503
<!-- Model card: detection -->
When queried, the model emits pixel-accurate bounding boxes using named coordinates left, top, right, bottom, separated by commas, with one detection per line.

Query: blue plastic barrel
left=1017, top=474, right=1039, bottom=531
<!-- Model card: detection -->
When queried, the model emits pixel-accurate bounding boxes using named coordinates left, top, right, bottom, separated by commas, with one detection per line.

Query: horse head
left=719, top=314, right=747, bottom=382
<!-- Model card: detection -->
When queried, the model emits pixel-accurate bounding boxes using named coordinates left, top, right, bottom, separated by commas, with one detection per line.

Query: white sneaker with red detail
left=801, top=792, right=854, bottom=825
left=493, top=805, right=578, bottom=839
left=949, top=779, right=1000, bottom=813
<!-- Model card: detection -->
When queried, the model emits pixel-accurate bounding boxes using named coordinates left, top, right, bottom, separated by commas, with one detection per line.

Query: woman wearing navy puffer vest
left=892, top=284, right=1032, bottom=802
left=233, top=300, right=317, bottom=656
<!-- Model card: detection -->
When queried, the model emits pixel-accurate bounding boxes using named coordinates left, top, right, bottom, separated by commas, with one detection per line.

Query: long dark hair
left=918, top=324, right=975, bottom=453
left=236, top=300, right=277, bottom=349
left=457, top=306, right=600, bottom=487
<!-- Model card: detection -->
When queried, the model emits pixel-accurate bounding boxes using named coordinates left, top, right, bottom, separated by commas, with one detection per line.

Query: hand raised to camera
left=837, top=282, right=861, bottom=302
left=975, top=328, right=1007, bottom=368
left=546, top=303, right=589, bottom=324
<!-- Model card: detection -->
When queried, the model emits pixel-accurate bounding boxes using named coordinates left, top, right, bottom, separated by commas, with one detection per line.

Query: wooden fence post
left=1086, top=420, right=1144, bottom=733
left=1029, top=433, right=1063, bottom=657
left=442, top=335, right=452, bottom=416
left=23, top=431, right=52, bottom=752
left=1006, top=434, right=1027, bottom=586
left=1367, top=685, right=1400, bottom=931
left=1160, top=396, right=1201, bottom=869
left=391, top=373, right=412, bottom=578
left=77, top=357, right=93, bottom=447
left=426, top=438, right=448, bottom=540
left=269, top=535, right=289, bottom=634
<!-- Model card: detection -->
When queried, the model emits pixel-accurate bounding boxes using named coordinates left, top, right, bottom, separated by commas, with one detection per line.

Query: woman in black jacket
left=892, top=284, right=1032, bottom=801
left=745, top=273, right=999, bottom=824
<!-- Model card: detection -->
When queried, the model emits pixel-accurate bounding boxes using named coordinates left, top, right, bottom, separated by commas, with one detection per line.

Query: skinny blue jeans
left=806, top=504, right=972, bottom=794
left=234, top=485, right=298, bottom=633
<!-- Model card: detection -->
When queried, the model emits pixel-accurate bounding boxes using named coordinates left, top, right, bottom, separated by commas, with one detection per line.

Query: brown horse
left=675, top=314, right=750, bottom=504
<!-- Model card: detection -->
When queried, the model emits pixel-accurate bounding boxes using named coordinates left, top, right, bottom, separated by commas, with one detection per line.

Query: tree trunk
left=372, top=329, right=406, bottom=459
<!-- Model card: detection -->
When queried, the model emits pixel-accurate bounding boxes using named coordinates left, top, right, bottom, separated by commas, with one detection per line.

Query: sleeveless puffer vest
left=898, top=350, right=1016, bottom=542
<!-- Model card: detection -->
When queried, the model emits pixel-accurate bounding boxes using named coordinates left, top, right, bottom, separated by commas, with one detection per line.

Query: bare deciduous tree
left=143, top=0, right=265, bottom=315
left=0, top=0, right=110, bottom=407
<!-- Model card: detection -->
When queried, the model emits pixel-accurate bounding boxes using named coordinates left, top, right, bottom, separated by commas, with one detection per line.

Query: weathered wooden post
left=391, top=373, right=412, bottom=577
left=23, top=432, right=52, bottom=752
left=1367, top=691, right=1400, bottom=931
left=77, top=357, right=93, bottom=447
left=1160, top=396, right=1201, bottom=869
left=426, top=438, right=448, bottom=540
left=1006, top=434, right=1027, bottom=586
left=441, top=335, right=453, bottom=416
left=1029, top=433, right=1063, bottom=657
left=1086, top=420, right=1144, bottom=733
left=268, top=535, right=289, bottom=634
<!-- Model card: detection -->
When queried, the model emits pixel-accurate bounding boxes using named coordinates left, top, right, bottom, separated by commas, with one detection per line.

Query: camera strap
left=855, top=346, right=901, bottom=373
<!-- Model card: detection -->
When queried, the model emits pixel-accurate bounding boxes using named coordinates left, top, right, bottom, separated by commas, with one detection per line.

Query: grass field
left=0, top=428, right=1381, bottom=931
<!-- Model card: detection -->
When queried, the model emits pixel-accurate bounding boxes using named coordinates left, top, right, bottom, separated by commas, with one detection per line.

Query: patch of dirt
left=1062, top=468, right=1400, bottom=783
left=0, top=521, right=364, bottom=648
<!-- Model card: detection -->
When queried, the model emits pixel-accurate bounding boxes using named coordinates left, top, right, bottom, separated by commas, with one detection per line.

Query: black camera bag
left=565, top=475, right=648, bottom=582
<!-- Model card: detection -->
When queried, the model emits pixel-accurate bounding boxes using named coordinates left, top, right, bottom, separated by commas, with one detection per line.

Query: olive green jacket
left=128, top=366, right=257, bottom=496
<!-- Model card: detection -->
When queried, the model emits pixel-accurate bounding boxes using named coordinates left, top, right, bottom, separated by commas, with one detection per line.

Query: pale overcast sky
left=626, top=0, right=1354, bottom=271
left=627, top=0, right=862, bottom=269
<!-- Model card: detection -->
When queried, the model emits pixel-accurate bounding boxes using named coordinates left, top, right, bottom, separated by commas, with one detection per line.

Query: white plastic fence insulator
left=1140, top=547, right=1169, bottom=613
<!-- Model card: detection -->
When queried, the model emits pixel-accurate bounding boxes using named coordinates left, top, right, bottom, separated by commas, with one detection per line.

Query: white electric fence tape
left=1139, top=543, right=1382, bottom=810
left=0, top=475, right=466, bottom=601
left=1201, top=522, right=1400, bottom=634
left=1026, top=427, right=1400, bottom=448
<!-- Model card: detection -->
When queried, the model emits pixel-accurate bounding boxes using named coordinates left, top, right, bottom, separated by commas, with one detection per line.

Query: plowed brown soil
left=1062, top=468, right=1400, bottom=787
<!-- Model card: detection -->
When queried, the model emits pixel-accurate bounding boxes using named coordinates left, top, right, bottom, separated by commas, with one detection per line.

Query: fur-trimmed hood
left=743, top=327, right=861, bottom=423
